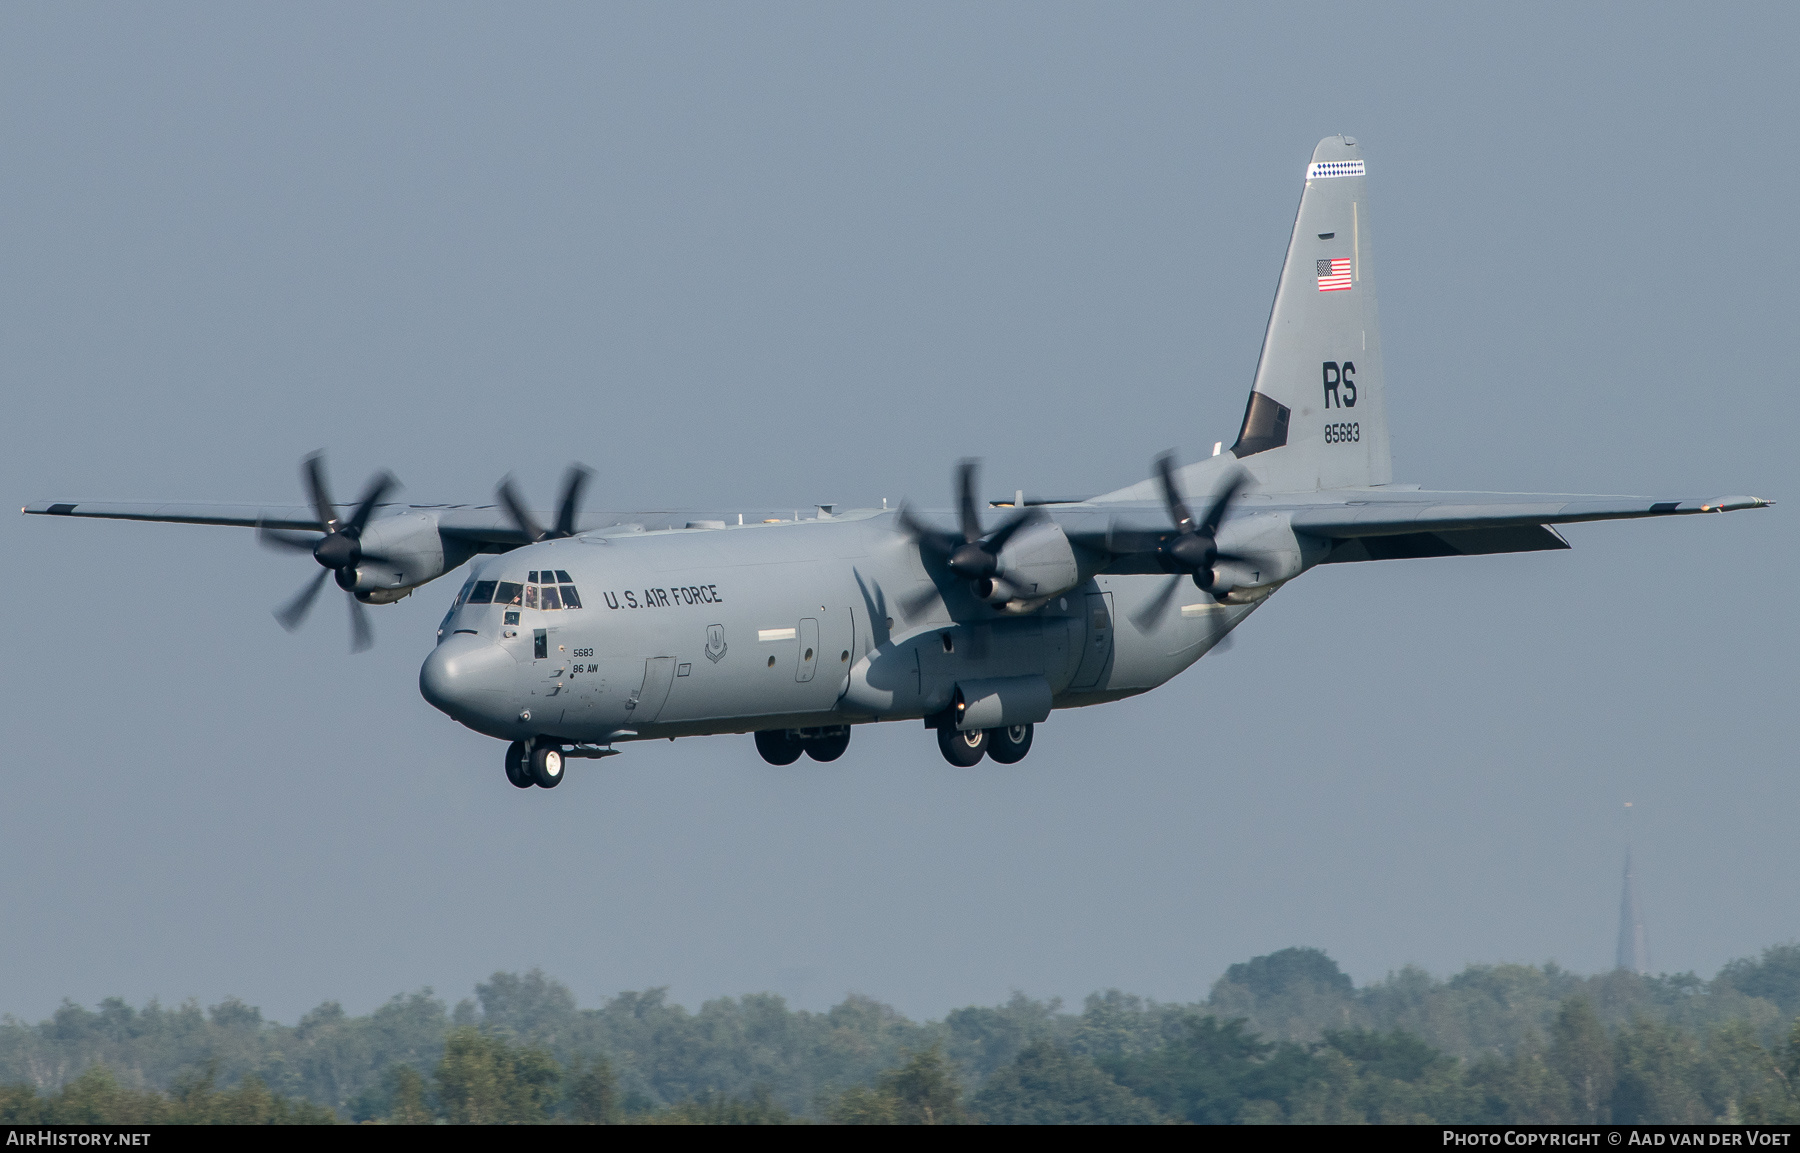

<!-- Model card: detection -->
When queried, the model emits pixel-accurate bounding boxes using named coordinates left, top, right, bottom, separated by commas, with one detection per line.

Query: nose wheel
left=505, top=741, right=533, bottom=788
left=504, top=740, right=565, bottom=788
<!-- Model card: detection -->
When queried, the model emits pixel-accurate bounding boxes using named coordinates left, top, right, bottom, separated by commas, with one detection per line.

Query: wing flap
left=1322, top=523, right=1570, bottom=563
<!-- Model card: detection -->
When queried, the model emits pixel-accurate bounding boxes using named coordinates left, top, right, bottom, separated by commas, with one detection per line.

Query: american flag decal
left=1316, top=257, right=1352, bottom=292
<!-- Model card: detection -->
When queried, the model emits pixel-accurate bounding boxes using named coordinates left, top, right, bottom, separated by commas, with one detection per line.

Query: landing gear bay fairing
left=24, top=137, right=1771, bottom=785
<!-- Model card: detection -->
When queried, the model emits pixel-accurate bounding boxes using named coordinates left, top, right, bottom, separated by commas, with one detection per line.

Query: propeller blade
left=346, top=590, right=373, bottom=653
left=258, top=525, right=322, bottom=554
left=896, top=505, right=957, bottom=559
left=345, top=470, right=399, bottom=536
left=1153, top=451, right=1195, bottom=533
left=982, top=507, right=1042, bottom=553
left=1129, top=574, right=1184, bottom=633
left=955, top=459, right=983, bottom=544
left=898, top=582, right=943, bottom=619
left=553, top=464, right=593, bottom=539
left=274, top=569, right=330, bottom=632
left=1198, top=468, right=1249, bottom=538
left=301, top=452, right=339, bottom=533
left=496, top=476, right=547, bottom=543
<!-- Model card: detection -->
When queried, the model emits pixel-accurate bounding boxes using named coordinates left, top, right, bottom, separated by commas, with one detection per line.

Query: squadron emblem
left=705, top=624, right=727, bottom=663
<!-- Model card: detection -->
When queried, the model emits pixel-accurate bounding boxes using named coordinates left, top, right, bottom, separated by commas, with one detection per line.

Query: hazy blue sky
left=3, top=3, right=1793, bottom=1025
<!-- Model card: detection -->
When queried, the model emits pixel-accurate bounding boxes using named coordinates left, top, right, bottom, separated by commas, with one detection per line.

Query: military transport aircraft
left=24, top=136, right=1771, bottom=788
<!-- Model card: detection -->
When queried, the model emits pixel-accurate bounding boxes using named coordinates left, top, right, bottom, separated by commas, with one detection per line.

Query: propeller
left=260, top=451, right=399, bottom=652
left=495, top=464, right=593, bottom=543
left=896, top=460, right=1042, bottom=617
left=1127, top=452, right=1264, bottom=633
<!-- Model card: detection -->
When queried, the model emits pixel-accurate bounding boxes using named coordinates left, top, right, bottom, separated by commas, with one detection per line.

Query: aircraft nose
left=419, top=634, right=519, bottom=730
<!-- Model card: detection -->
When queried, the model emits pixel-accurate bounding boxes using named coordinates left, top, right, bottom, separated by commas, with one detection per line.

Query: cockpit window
left=540, top=585, right=563, bottom=611
left=560, top=584, right=582, bottom=609
left=495, top=581, right=524, bottom=606
left=554, top=570, right=572, bottom=583
left=453, top=576, right=476, bottom=608
left=468, top=580, right=497, bottom=604
left=524, top=584, right=539, bottom=610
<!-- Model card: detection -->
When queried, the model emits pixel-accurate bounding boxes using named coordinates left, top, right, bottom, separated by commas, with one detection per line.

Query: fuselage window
left=495, top=582, right=524, bottom=606
left=468, top=580, right=497, bottom=604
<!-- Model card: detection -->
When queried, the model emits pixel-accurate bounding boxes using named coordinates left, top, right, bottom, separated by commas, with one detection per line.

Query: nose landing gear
left=504, top=740, right=566, bottom=789
left=504, top=741, right=533, bottom=788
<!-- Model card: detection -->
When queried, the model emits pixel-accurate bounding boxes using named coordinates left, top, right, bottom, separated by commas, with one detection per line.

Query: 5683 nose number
left=1324, top=421, right=1361, bottom=444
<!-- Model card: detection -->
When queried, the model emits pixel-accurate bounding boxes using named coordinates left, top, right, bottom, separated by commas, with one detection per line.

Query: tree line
left=2, top=943, right=1796, bottom=1123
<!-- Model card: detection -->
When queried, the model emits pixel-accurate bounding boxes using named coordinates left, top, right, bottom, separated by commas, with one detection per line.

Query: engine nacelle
left=345, top=511, right=468, bottom=597
left=991, top=520, right=1082, bottom=612
left=1208, top=513, right=1331, bottom=599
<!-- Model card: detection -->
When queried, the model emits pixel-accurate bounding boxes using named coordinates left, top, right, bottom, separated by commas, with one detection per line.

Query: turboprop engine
left=900, top=460, right=1091, bottom=614
left=345, top=509, right=467, bottom=602
left=980, top=517, right=1083, bottom=611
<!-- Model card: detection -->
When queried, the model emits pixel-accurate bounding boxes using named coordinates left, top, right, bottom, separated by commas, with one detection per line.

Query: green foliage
left=4, top=945, right=1799, bottom=1124
left=385, top=1065, right=432, bottom=1125
left=969, top=1040, right=1163, bottom=1124
left=1551, top=997, right=1614, bottom=1122
left=1718, top=944, right=1800, bottom=1021
left=650, top=1085, right=792, bottom=1124
left=434, top=1026, right=559, bottom=1124
left=567, top=1054, right=622, bottom=1124
left=0, top=1062, right=333, bottom=1124
left=829, top=1045, right=968, bottom=1124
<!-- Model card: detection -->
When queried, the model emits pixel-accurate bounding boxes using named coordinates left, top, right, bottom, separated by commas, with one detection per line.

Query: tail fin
left=1231, top=135, right=1392, bottom=491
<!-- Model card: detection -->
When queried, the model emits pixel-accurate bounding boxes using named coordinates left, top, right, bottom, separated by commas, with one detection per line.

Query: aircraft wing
left=18, top=500, right=794, bottom=545
left=21, top=500, right=327, bottom=530
left=1045, top=488, right=1772, bottom=571
left=1282, top=491, right=1772, bottom=538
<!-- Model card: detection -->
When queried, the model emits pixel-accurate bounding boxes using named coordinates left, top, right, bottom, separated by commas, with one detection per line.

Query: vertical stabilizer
left=1232, top=135, right=1392, bottom=491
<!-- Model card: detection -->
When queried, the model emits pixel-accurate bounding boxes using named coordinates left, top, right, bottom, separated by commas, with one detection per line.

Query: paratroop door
left=627, top=657, right=678, bottom=724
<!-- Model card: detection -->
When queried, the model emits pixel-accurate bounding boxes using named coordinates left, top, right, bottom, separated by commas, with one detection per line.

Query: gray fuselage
left=418, top=508, right=1248, bottom=746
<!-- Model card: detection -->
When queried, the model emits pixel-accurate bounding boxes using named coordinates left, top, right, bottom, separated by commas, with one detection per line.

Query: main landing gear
left=754, top=727, right=852, bottom=765
left=505, top=740, right=565, bottom=789
left=937, top=722, right=1033, bottom=766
